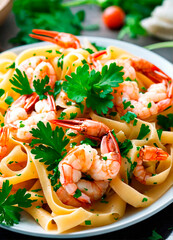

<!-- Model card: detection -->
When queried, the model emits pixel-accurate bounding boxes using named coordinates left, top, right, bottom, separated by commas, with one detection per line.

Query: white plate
left=1, top=36, right=173, bottom=238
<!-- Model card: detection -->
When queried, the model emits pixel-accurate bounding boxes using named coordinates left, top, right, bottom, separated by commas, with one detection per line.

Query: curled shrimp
left=50, top=119, right=121, bottom=206
left=133, top=145, right=169, bottom=184
left=0, top=127, right=9, bottom=160
left=114, top=80, right=172, bottom=119
left=30, top=29, right=81, bottom=49
left=18, top=56, right=57, bottom=88
left=5, top=94, right=56, bottom=141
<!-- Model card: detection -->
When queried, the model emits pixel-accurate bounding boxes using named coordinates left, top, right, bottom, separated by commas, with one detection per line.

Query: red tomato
left=102, top=6, right=125, bottom=29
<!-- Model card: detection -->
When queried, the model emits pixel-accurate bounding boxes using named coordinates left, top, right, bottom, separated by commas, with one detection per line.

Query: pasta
left=0, top=30, right=172, bottom=234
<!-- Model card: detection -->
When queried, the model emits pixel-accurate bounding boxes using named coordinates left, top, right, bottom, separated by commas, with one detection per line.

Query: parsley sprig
left=30, top=122, right=70, bottom=191
left=10, top=69, right=53, bottom=100
left=63, top=63, right=124, bottom=114
left=10, top=69, right=33, bottom=95
left=0, top=180, right=35, bottom=226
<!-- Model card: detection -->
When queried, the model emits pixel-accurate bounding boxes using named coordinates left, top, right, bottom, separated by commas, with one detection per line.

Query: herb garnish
left=63, top=63, right=124, bottom=114
left=0, top=180, right=35, bottom=226
left=137, top=124, right=150, bottom=140
left=157, top=114, right=173, bottom=130
left=30, top=122, right=70, bottom=191
left=120, top=111, right=137, bottom=123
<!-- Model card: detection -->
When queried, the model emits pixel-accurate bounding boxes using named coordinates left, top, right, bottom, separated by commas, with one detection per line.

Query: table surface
left=0, top=5, right=173, bottom=240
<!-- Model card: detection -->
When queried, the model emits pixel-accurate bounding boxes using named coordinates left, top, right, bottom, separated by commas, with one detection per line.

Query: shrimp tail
left=50, top=118, right=110, bottom=141
left=30, top=29, right=81, bottom=49
left=130, top=58, right=172, bottom=83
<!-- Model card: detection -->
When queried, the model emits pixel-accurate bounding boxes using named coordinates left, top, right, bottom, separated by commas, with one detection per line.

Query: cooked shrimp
left=88, top=50, right=107, bottom=71
left=113, top=80, right=172, bottom=119
left=5, top=94, right=56, bottom=141
left=0, top=127, right=9, bottom=160
left=30, top=29, right=81, bottom=49
left=51, top=119, right=121, bottom=206
left=133, top=145, right=169, bottom=184
left=18, top=56, right=56, bottom=88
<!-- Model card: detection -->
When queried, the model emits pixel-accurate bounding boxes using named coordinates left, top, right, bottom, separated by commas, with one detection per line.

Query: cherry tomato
left=102, top=6, right=125, bottom=29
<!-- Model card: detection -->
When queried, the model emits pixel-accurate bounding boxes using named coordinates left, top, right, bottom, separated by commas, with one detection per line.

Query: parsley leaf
left=10, top=69, right=33, bottom=95
left=63, top=63, right=123, bottom=114
left=148, top=230, right=163, bottom=240
left=53, top=80, right=62, bottom=100
left=118, top=139, right=133, bottom=158
left=5, top=96, right=14, bottom=105
left=30, top=122, right=70, bottom=190
left=80, top=138, right=98, bottom=147
left=0, top=180, right=35, bottom=226
left=0, top=89, right=5, bottom=97
left=91, top=42, right=106, bottom=51
left=6, top=62, right=15, bottom=69
left=157, top=129, right=163, bottom=141
left=57, top=54, right=64, bottom=70
left=11, top=0, right=86, bottom=44
left=157, top=114, right=173, bottom=130
left=33, top=76, right=52, bottom=100
left=137, top=124, right=150, bottom=140
left=120, top=111, right=137, bottom=123
left=10, top=69, right=53, bottom=100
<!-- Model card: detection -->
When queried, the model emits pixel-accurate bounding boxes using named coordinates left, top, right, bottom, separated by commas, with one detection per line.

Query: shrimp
left=0, top=127, right=9, bottom=160
left=50, top=119, right=121, bottom=206
left=30, top=29, right=81, bottom=49
left=133, top=145, right=169, bottom=184
left=114, top=80, right=172, bottom=119
left=18, top=56, right=56, bottom=88
left=88, top=50, right=107, bottom=71
left=5, top=94, right=56, bottom=141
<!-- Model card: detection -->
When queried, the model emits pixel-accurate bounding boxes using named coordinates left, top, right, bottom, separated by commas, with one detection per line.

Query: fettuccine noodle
left=0, top=33, right=172, bottom=234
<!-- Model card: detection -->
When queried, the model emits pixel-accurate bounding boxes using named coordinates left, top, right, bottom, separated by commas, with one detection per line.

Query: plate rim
left=1, top=36, right=173, bottom=238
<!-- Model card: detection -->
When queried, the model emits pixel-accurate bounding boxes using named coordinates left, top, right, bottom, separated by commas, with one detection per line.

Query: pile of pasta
left=0, top=41, right=172, bottom=234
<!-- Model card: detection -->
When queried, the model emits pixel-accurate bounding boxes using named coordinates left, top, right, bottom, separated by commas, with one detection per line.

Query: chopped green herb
left=147, top=102, right=152, bottom=108
left=157, top=129, right=163, bottom=140
left=6, top=62, right=15, bottom=69
left=122, top=100, right=131, bottom=110
left=120, top=111, right=137, bottom=123
left=31, top=189, right=42, bottom=193
left=73, top=189, right=82, bottom=199
left=57, top=54, right=64, bottom=70
left=91, top=42, right=106, bottom=51
left=142, top=197, right=148, bottom=202
left=102, top=156, right=107, bottom=160
left=133, top=119, right=138, bottom=126
left=5, top=96, right=14, bottom=105
left=85, top=220, right=91, bottom=225
left=70, top=112, right=77, bottom=119
left=80, top=138, right=98, bottom=147
left=137, top=124, right=150, bottom=140
left=58, top=112, right=66, bottom=120
left=70, top=142, right=77, bottom=148
left=0, top=89, right=5, bottom=97
left=81, top=59, right=87, bottom=64
left=83, top=48, right=94, bottom=54
left=157, top=114, right=173, bottom=130
left=148, top=229, right=163, bottom=240
left=67, top=132, right=77, bottom=137
left=46, top=50, right=52, bottom=53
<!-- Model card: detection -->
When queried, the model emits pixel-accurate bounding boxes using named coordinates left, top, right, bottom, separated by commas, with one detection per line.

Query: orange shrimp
left=50, top=119, right=121, bottom=206
left=5, top=94, right=56, bottom=141
left=18, top=56, right=57, bottom=89
left=133, top=145, right=169, bottom=184
left=0, top=127, right=9, bottom=160
left=30, top=29, right=81, bottom=49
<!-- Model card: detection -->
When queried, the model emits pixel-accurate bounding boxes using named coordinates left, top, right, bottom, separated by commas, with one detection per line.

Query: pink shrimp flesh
left=51, top=119, right=121, bottom=206
left=133, top=145, right=169, bottom=184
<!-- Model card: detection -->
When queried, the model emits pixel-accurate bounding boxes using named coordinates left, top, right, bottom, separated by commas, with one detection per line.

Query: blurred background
left=0, top=0, right=172, bottom=239
left=0, top=0, right=173, bottom=63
